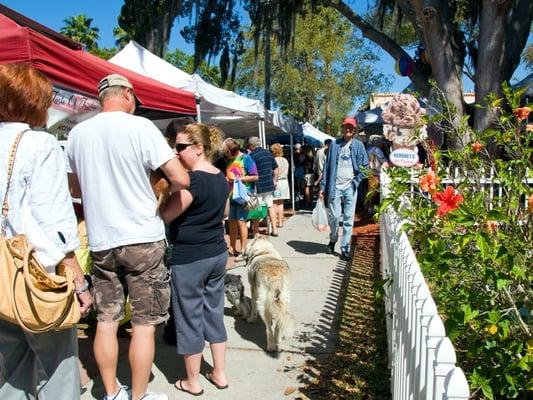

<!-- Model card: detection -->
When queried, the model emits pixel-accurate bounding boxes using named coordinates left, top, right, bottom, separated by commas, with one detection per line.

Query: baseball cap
left=97, top=74, right=142, bottom=106
left=342, top=117, right=357, bottom=127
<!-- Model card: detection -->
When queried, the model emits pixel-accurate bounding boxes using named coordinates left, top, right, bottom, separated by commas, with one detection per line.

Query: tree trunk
left=264, top=20, right=272, bottom=110
left=500, top=0, right=533, bottom=84
left=473, top=0, right=513, bottom=132
left=326, top=0, right=432, bottom=97
left=411, top=0, right=466, bottom=149
left=144, top=6, right=178, bottom=57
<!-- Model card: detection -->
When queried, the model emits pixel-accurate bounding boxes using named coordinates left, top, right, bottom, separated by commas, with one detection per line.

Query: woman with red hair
left=0, top=63, right=92, bottom=399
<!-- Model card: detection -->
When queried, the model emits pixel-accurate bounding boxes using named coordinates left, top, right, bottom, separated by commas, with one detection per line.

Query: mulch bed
left=297, top=215, right=391, bottom=400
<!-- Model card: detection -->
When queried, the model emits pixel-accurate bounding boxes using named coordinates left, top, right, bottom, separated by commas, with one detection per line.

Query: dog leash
left=226, top=260, right=247, bottom=271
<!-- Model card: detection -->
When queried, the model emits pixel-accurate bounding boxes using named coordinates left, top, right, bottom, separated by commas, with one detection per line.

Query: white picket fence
left=381, top=206, right=470, bottom=400
left=380, top=166, right=532, bottom=399
left=380, top=172, right=470, bottom=400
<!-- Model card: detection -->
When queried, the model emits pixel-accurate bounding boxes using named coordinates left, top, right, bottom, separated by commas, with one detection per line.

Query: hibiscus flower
left=419, top=170, right=439, bottom=193
left=471, top=142, right=484, bottom=153
left=513, top=107, right=530, bottom=121
left=432, top=186, right=464, bottom=216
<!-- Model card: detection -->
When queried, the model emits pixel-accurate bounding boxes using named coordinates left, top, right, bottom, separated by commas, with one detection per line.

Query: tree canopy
left=235, top=7, right=388, bottom=133
left=60, top=14, right=100, bottom=52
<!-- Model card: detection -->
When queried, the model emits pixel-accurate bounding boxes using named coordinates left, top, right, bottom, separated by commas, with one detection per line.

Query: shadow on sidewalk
left=286, top=239, right=329, bottom=255
left=296, top=221, right=391, bottom=399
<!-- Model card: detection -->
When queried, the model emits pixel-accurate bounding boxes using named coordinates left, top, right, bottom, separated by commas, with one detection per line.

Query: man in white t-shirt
left=67, top=74, right=189, bottom=400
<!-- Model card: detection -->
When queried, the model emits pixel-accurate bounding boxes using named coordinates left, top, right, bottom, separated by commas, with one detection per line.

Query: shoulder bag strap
left=1, top=130, right=28, bottom=235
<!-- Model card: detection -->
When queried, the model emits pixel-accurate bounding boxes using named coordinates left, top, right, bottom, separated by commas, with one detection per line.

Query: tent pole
left=261, top=118, right=266, bottom=148
left=290, top=132, right=295, bottom=212
left=258, top=117, right=266, bottom=148
left=195, top=97, right=202, bottom=123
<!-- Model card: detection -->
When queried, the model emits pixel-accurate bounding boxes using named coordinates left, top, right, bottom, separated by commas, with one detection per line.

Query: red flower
left=513, top=107, right=530, bottom=121
left=432, top=186, right=464, bottom=216
left=471, top=142, right=484, bottom=153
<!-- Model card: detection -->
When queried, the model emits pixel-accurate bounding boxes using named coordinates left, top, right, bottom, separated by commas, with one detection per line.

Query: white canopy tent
left=301, top=122, right=334, bottom=145
left=355, top=107, right=383, bottom=127
left=109, top=41, right=299, bottom=145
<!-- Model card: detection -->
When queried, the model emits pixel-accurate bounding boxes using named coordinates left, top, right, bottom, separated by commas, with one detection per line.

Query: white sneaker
left=103, top=383, right=129, bottom=400
left=139, top=392, right=168, bottom=400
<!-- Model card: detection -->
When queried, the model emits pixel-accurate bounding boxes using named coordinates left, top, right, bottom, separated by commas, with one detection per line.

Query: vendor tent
left=110, top=41, right=298, bottom=143
left=301, top=123, right=334, bottom=145
left=355, top=107, right=383, bottom=127
left=0, top=13, right=197, bottom=135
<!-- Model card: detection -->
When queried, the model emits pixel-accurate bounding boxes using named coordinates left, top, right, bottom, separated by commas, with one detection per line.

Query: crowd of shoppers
left=0, top=62, right=392, bottom=400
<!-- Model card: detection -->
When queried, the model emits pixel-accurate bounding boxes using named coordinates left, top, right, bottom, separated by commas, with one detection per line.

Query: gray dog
left=224, top=274, right=251, bottom=319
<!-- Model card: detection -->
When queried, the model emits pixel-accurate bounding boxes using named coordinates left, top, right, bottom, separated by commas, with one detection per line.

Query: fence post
left=443, top=367, right=470, bottom=400
left=418, top=296, right=437, bottom=399
left=433, top=337, right=456, bottom=400
left=424, top=316, right=445, bottom=400
left=413, top=282, right=430, bottom=397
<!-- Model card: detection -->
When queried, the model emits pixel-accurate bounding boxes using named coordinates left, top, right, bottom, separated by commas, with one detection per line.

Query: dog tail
left=268, top=288, right=295, bottom=339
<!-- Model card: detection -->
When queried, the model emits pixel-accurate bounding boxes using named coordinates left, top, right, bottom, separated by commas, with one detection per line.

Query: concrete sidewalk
left=80, top=211, right=351, bottom=400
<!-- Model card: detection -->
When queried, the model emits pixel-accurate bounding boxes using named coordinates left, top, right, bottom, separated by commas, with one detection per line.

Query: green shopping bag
left=248, top=205, right=267, bottom=220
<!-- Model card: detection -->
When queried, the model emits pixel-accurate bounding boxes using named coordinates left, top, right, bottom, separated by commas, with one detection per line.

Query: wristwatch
left=75, top=279, right=90, bottom=295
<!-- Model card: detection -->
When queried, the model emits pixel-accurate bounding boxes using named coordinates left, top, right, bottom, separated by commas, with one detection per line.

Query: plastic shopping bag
left=232, top=179, right=249, bottom=205
left=312, top=199, right=330, bottom=232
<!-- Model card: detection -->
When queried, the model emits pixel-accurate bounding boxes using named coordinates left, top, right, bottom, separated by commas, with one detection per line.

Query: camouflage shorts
left=90, top=240, right=170, bottom=325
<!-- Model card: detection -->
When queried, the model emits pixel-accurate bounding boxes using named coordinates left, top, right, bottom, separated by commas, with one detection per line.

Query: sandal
left=174, top=379, right=204, bottom=396
left=205, top=372, right=228, bottom=390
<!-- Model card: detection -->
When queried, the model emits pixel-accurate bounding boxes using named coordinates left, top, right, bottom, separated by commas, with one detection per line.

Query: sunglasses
left=175, top=143, right=195, bottom=152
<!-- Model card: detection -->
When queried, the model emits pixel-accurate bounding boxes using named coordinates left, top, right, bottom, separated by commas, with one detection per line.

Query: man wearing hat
left=319, top=116, right=368, bottom=261
left=67, top=74, right=190, bottom=400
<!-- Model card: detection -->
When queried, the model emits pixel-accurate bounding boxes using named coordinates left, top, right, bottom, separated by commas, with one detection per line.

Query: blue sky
left=2, top=0, right=531, bottom=96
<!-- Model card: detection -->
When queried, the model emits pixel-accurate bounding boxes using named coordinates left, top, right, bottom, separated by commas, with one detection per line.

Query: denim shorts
left=229, top=202, right=249, bottom=221
left=91, top=240, right=170, bottom=325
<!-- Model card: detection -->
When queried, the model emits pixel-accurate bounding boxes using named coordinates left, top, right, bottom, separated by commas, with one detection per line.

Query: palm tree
left=113, top=26, right=131, bottom=50
left=60, top=15, right=100, bottom=52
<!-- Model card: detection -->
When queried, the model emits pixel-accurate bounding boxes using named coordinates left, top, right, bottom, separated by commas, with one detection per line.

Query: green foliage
left=164, top=49, right=222, bottom=86
left=89, top=47, right=118, bottom=60
left=234, top=7, right=390, bottom=131
left=381, top=89, right=533, bottom=398
left=60, top=14, right=100, bottom=51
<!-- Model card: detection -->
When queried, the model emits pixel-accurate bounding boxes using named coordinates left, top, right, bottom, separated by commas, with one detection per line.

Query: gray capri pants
left=170, top=251, right=228, bottom=354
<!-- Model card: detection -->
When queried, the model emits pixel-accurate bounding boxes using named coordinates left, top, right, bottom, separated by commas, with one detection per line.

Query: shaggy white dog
left=242, top=237, right=295, bottom=352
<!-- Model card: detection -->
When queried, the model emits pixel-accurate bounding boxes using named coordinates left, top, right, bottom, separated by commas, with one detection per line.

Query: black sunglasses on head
left=175, top=143, right=195, bottom=152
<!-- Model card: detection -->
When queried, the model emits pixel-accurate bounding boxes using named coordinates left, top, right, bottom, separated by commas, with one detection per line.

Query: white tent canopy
left=355, top=107, right=383, bottom=126
left=109, top=41, right=298, bottom=142
left=301, top=122, right=334, bottom=145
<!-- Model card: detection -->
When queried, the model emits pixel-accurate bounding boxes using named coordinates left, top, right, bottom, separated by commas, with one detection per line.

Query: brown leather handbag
left=0, top=131, right=80, bottom=333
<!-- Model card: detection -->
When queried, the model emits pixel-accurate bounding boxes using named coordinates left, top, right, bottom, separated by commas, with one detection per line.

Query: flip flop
left=174, top=379, right=204, bottom=396
left=205, top=373, right=229, bottom=390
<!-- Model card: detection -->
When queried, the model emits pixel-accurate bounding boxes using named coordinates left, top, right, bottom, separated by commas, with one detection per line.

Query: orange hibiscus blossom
left=432, top=186, right=464, bottom=216
left=419, top=170, right=439, bottom=193
left=513, top=107, right=530, bottom=121
left=471, top=142, right=484, bottom=153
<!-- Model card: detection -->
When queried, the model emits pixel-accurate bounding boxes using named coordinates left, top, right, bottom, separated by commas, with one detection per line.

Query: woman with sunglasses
left=160, top=123, right=229, bottom=396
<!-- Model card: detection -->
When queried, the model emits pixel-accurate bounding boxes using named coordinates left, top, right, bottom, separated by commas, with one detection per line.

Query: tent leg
left=290, top=133, right=295, bottom=213
left=195, top=97, right=202, bottom=123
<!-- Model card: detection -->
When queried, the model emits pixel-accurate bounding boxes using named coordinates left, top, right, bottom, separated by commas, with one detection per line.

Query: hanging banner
left=47, top=87, right=101, bottom=138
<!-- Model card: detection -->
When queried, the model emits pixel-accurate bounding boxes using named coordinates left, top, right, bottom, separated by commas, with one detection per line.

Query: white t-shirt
left=335, top=141, right=355, bottom=190
left=67, top=112, right=175, bottom=251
